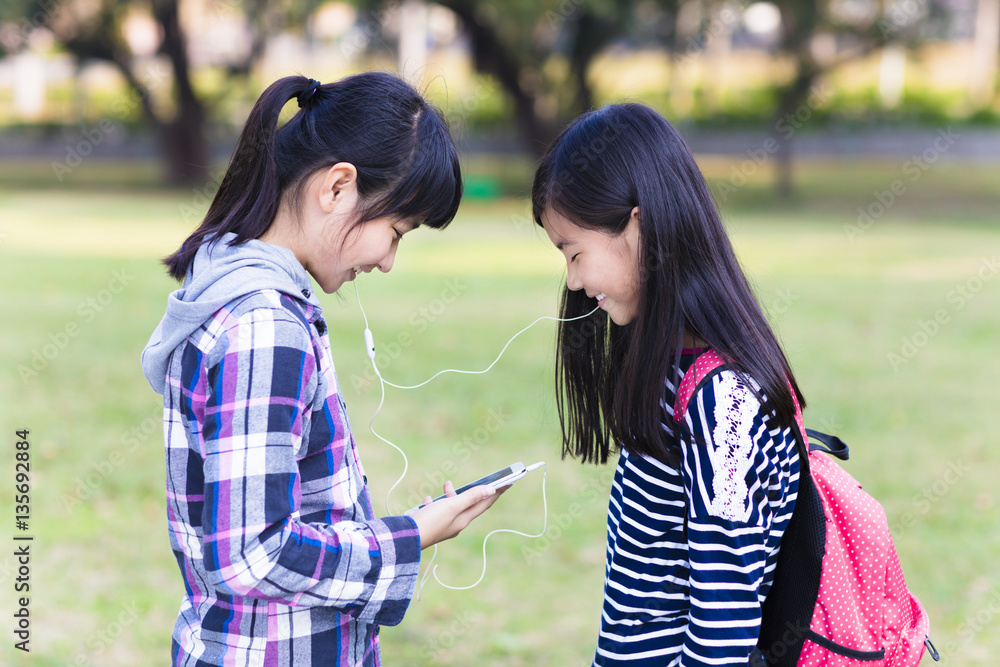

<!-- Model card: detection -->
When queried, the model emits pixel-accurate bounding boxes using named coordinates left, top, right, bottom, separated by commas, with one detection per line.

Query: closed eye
left=570, top=253, right=580, bottom=262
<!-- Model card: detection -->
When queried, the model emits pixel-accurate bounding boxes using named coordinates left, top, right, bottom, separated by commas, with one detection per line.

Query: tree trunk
left=438, top=0, right=558, bottom=154
left=152, top=0, right=209, bottom=185
left=771, top=0, right=822, bottom=199
left=770, top=67, right=817, bottom=199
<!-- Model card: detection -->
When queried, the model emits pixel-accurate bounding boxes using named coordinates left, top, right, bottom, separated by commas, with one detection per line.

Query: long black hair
left=165, top=71, right=462, bottom=280
left=532, top=103, right=805, bottom=467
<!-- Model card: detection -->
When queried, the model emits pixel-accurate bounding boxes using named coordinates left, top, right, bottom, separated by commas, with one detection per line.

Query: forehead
left=541, top=207, right=612, bottom=250
left=540, top=208, right=580, bottom=247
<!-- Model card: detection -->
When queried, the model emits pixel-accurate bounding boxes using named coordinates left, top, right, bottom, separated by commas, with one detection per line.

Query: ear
left=317, top=162, right=359, bottom=213
left=622, top=205, right=641, bottom=253
left=624, top=205, right=641, bottom=237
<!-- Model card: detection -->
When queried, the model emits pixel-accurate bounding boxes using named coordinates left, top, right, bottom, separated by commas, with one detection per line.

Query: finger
left=470, top=488, right=504, bottom=513
left=458, top=484, right=495, bottom=508
left=451, top=486, right=501, bottom=527
left=422, top=495, right=432, bottom=507
left=443, top=480, right=457, bottom=497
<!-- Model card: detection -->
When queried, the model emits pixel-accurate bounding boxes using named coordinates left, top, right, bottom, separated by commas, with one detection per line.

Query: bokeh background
left=1, top=0, right=999, bottom=664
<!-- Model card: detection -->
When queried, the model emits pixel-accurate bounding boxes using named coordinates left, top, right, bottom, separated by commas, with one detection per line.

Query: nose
left=566, top=262, right=583, bottom=292
left=377, top=240, right=399, bottom=273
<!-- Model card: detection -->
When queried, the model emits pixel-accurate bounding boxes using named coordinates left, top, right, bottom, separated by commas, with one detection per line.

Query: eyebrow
left=551, top=231, right=573, bottom=251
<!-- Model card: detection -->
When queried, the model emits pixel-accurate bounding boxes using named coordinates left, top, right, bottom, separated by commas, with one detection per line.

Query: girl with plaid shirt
left=142, top=72, right=501, bottom=667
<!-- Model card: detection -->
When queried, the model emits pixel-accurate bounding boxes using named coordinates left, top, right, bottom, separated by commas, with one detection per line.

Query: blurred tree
left=767, top=0, right=949, bottom=196
left=428, top=0, right=637, bottom=154
left=0, top=0, right=306, bottom=185
left=970, top=0, right=999, bottom=107
left=384, top=0, right=955, bottom=195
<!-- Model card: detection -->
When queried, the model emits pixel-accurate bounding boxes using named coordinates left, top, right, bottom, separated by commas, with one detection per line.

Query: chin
left=609, top=310, right=636, bottom=326
left=318, top=277, right=343, bottom=294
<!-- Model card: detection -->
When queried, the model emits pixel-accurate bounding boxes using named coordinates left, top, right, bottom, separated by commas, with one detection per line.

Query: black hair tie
left=297, top=78, right=322, bottom=109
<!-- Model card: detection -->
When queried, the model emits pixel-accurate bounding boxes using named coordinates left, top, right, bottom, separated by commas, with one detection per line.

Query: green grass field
left=1, top=157, right=998, bottom=665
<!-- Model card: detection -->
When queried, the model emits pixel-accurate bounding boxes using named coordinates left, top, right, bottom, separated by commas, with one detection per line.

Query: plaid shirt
left=161, top=287, right=421, bottom=666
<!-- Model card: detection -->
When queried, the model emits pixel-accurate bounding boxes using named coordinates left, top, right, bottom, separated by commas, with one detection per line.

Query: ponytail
left=165, top=77, right=306, bottom=280
left=164, top=72, right=462, bottom=281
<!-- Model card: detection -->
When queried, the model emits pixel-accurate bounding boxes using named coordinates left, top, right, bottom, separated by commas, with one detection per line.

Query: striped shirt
left=594, top=352, right=800, bottom=666
left=161, top=288, right=420, bottom=667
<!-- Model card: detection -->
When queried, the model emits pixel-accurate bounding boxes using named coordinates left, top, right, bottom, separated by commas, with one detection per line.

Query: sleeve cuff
left=357, top=515, right=422, bottom=626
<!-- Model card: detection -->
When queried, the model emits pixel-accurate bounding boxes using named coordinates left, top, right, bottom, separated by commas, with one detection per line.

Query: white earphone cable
left=417, top=462, right=547, bottom=600
left=351, top=279, right=595, bottom=593
left=354, top=279, right=596, bottom=513
left=379, top=312, right=598, bottom=391
left=354, top=283, right=409, bottom=514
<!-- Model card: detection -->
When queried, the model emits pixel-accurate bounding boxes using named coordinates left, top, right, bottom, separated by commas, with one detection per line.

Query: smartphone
left=406, top=462, right=526, bottom=514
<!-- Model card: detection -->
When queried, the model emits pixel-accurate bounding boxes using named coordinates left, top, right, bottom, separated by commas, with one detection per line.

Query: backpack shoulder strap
left=673, top=349, right=727, bottom=423
left=674, top=349, right=810, bottom=454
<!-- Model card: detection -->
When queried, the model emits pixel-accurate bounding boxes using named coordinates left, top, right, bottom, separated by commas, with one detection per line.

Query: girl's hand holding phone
left=409, top=481, right=505, bottom=549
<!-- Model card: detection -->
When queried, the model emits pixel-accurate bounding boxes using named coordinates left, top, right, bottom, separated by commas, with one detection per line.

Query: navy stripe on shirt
left=594, top=354, right=800, bottom=667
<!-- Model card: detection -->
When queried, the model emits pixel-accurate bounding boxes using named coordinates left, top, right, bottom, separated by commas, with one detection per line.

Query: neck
left=259, top=205, right=306, bottom=268
left=683, top=332, right=707, bottom=349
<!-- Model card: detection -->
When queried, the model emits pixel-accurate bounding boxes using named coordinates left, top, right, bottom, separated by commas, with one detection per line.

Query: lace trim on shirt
left=707, top=372, right=760, bottom=522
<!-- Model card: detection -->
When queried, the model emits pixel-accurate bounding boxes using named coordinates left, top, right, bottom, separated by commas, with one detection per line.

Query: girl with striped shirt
left=532, top=104, right=804, bottom=666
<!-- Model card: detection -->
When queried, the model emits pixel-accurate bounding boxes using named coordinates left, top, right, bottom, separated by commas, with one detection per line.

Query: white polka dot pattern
left=797, top=450, right=931, bottom=666
left=675, top=350, right=933, bottom=666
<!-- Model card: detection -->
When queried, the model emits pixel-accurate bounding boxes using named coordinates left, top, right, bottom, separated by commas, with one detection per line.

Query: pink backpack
left=674, top=349, right=939, bottom=666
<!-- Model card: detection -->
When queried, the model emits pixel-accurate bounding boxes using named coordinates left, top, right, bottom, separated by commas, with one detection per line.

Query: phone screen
left=407, top=463, right=526, bottom=513
left=451, top=465, right=520, bottom=495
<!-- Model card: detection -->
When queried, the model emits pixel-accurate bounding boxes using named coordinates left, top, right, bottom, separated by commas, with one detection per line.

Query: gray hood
left=141, top=232, right=320, bottom=394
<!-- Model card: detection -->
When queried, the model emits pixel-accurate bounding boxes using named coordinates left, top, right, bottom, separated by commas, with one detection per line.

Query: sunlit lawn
left=1, top=157, right=998, bottom=665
